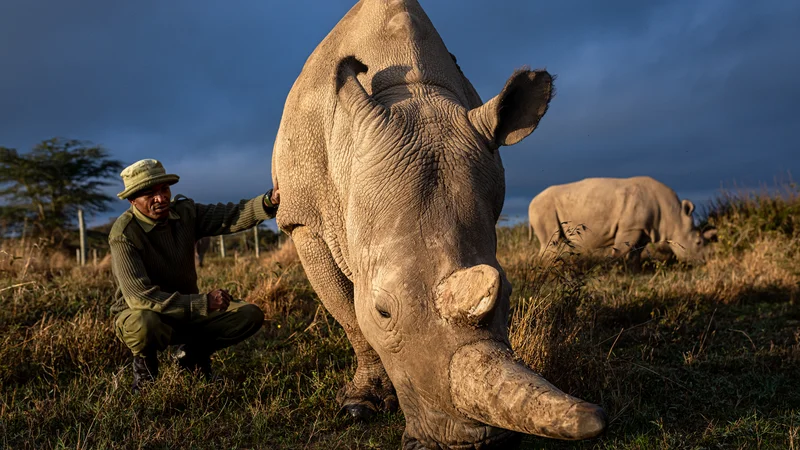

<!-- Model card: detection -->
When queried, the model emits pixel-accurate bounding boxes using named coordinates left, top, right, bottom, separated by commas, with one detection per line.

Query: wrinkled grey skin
left=529, top=176, right=717, bottom=264
left=271, top=1, right=606, bottom=448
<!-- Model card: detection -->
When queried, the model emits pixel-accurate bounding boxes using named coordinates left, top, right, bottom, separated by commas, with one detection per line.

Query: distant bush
left=704, top=181, right=799, bottom=253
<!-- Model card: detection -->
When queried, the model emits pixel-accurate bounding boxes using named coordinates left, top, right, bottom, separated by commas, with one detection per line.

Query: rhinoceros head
left=335, top=50, right=605, bottom=448
left=669, top=199, right=718, bottom=261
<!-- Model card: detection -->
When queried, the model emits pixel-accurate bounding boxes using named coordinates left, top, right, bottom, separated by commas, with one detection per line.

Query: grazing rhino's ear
left=681, top=199, right=695, bottom=217
left=468, top=69, right=553, bottom=149
left=703, top=227, right=718, bottom=242
left=435, top=265, right=500, bottom=325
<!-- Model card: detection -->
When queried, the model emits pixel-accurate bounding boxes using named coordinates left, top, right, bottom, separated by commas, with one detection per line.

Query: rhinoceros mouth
left=401, top=428, right=521, bottom=450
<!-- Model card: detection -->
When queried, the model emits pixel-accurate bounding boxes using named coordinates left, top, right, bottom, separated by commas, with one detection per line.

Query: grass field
left=1, top=188, right=798, bottom=449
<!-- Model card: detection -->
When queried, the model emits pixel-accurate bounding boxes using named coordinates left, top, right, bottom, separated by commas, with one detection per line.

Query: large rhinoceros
left=528, top=176, right=717, bottom=264
left=271, top=1, right=606, bottom=448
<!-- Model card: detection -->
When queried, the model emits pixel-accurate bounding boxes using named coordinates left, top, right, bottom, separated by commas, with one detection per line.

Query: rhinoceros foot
left=336, top=377, right=399, bottom=421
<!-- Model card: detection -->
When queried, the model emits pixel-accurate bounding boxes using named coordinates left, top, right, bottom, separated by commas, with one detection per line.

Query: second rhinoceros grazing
left=271, top=0, right=605, bottom=448
left=528, top=176, right=717, bottom=264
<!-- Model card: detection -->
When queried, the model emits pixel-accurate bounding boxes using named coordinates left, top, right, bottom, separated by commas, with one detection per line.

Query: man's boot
left=175, top=345, right=216, bottom=380
left=131, top=352, right=159, bottom=394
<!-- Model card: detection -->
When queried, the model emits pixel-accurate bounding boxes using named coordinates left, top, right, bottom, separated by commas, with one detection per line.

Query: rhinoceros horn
left=450, top=339, right=607, bottom=440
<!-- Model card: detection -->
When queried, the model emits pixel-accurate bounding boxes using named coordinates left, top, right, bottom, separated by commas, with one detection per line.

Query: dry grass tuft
left=261, top=238, right=299, bottom=268
left=698, top=234, right=798, bottom=303
left=245, top=272, right=299, bottom=320
left=1, top=239, right=74, bottom=279
left=0, top=310, right=127, bottom=385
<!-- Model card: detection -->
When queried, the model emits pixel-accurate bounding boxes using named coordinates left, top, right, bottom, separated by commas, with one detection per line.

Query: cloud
left=493, top=0, right=800, bottom=218
left=1, top=0, right=797, bottom=225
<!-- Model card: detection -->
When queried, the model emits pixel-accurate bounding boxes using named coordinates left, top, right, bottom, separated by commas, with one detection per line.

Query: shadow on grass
left=520, top=282, right=800, bottom=449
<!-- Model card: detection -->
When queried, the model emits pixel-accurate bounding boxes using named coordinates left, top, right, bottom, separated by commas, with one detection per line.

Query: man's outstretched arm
left=194, top=188, right=279, bottom=238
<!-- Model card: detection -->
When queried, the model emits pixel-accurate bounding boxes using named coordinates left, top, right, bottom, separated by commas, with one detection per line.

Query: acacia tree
left=0, top=138, right=123, bottom=241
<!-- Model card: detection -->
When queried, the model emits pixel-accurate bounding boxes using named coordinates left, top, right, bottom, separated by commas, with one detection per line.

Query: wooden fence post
left=254, top=226, right=260, bottom=258
left=219, top=235, right=226, bottom=258
left=78, top=209, right=86, bottom=266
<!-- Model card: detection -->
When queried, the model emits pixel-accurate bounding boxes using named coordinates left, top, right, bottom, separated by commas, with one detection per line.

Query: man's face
left=129, top=183, right=172, bottom=220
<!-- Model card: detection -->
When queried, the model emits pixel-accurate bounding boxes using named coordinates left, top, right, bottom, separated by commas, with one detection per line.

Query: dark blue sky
left=1, top=0, right=798, bottom=225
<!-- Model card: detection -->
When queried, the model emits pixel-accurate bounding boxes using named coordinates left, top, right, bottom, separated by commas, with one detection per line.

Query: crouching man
left=108, top=159, right=279, bottom=392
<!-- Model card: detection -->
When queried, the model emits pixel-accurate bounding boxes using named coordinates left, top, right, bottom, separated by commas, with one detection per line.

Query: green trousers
left=114, top=300, right=264, bottom=357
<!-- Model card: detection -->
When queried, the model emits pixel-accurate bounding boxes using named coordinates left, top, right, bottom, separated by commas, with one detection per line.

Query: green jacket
left=109, top=195, right=276, bottom=319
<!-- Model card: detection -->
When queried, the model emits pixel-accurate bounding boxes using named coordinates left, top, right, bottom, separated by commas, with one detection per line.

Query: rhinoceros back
left=530, top=176, right=683, bottom=252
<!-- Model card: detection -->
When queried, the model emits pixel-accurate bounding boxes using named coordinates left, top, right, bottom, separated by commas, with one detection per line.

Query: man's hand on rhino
left=270, top=188, right=280, bottom=206
left=264, top=187, right=280, bottom=209
left=207, top=289, right=232, bottom=312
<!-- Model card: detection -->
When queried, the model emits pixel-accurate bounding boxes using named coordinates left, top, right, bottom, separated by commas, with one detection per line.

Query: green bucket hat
left=117, top=159, right=180, bottom=200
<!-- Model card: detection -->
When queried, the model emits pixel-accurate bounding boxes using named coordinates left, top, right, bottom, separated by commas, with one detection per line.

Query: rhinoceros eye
left=377, top=306, right=391, bottom=319
left=372, top=288, right=397, bottom=323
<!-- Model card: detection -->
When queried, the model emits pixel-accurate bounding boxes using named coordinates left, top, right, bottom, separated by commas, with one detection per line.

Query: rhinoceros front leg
left=611, top=229, right=645, bottom=271
left=291, top=226, right=398, bottom=420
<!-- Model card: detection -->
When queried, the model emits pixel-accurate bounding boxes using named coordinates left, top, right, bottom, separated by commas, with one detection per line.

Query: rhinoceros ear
left=468, top=69, right=553, bottom=149
left=681, top=199, right=695, bottom=217
left=435, top=265, right=500, bottom=325
left=703, top=227, right=718, bottom=242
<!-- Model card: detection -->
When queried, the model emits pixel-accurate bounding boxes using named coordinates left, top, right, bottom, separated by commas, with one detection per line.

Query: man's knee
left=239, top=304, right=265, bottom=329
left=225, top=303, right=264, bottom=342
left=114, top=309, right=172, bottom=355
